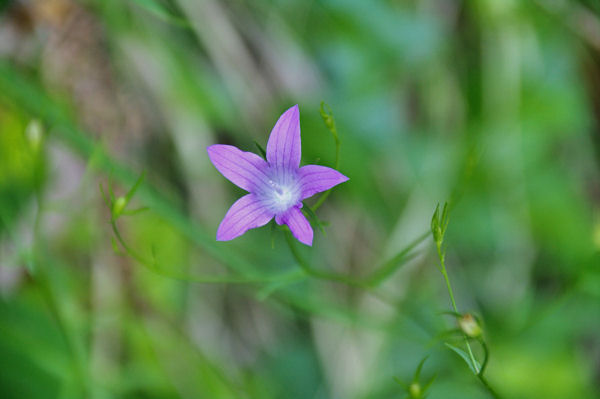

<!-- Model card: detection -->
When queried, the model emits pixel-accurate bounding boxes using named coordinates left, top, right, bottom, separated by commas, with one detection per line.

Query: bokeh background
left=1, top=0, right=599, bottom=398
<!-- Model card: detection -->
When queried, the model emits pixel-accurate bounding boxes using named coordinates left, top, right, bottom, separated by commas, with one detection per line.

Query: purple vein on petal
left=217, top=194, right=273, bottom=241
left=207, top=145, right=271, bottom=192
left=297, top=165, right=349, bottom=200
left=282, top=206, right=313, bottom=246
left=267, top=105, right=300, bottom=173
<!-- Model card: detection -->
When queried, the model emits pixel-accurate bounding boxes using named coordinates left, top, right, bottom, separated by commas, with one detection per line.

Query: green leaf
left=302, top=204, right=326, bottom=235
left=393, top=376, right=408, bottom=389
left=441, top=202, right=450, bottom=236
left=413, top=355, right=428, bottom=382
left=439, top=310, right=462, bottom=318
left=422, top=373, right=437, bottom=394
left=445, top=343, right=481, bottom=375
left=124, top=171, right=146, bottom=202
left=365, top=231, right=428, bottom=286
left=254, top=140, right=267, bottom=159
left=431, top=203, right=440, bottom=242
left=99, top=182, right=111, bottom=208
left=107, top=178, right=116, bottom=202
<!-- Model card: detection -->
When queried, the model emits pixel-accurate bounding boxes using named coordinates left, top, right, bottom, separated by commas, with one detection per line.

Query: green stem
left=436, top=244, right=502, bottom=399
left=478, top=375, right=501, bottom=399
left=479, top=339, right=490, bottom=376
left=283, top=231, right=401, bottom=307
left=436, top=245, right=479, bottom=373
left=440, top=267, right=459, bottom=312
left=310, top=124, right=341, bottom=212
left=283, top=230, right=365, bottom=288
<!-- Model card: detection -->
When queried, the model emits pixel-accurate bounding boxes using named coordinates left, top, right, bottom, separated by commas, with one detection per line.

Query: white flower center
left=274, top=185, right=294, bottom=205
left=260, top=172, right=301, bottom=214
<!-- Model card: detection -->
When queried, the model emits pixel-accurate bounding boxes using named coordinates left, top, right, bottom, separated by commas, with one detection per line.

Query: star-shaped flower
left=207, top=105, right=349, bottom=246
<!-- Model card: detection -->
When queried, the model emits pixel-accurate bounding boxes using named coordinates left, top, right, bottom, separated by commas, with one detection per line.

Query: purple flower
left=207, top=105, right=349, bottom=246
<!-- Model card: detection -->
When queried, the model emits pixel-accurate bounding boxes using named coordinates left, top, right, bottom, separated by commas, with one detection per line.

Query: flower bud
left=409, top=382, right=421, bottom=398
left=25, top=119, right=44, bottom=152
left=112, top=196, right=127, bottom=218
left=459, top=313, right=482, bottom=338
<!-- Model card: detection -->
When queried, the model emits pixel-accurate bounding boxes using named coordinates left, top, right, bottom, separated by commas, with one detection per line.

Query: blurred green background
left=0, top=0, right=599, bottom=398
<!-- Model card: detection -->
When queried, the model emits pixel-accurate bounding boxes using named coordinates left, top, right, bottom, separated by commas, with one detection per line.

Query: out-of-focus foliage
left=0, top=110, right=44, bottom=233
left=0, top=0, right=599, bottom=398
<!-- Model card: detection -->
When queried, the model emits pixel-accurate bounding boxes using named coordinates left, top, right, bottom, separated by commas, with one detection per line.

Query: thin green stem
left=436, top=244, right=502, bottom=399
left=478, top=375, right=501, bottom=399
left=283, top=231, right=400, bottom=307
left=436, top=244, right=479, bottom=374
left=479, top=339, right=490, bottom=376
left=311, top=108, right=341, bottom=212
left=440, top=267, right=458, bottom=312
left=283, top=230, right=365, bottom=288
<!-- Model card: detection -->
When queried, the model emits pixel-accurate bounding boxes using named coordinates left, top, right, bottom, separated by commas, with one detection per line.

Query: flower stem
left=479, top=375, right=502, bottom=399
left=283, top=230, right=402, bottom=307
left=436, top=244, right=479, bottom=373
left=283, top=230, right=365, bottom=288
left=311, top=103, right=341, bottom=213
left=436, top=244, right=502, bottom=399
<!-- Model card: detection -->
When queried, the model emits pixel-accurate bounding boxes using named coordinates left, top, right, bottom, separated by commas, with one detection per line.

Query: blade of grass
left=366, top=231, right=429, bottom=286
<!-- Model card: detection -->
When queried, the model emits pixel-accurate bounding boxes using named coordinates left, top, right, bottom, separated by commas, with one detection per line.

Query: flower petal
left=266, top=105, right=301, bottom=171
left=297, top=165, right=349, bottom=200
left=207, top=144, right=270, bottom=192
left=216, top=194, right=273, bottom=241
left=280, top=206, right=313, bottom=246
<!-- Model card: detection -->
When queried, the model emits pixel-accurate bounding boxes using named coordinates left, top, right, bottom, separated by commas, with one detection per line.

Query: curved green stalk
left=282, top=230, right=404, bottom=308
left=283, top=230, right=366, bottom=288
left=479, top=339, right=490, bottom=376
left=311, top=102, right=341, bottom=212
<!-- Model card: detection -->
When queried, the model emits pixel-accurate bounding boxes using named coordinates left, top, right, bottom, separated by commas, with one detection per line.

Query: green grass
left=0, top=1, right=599, bottom=398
